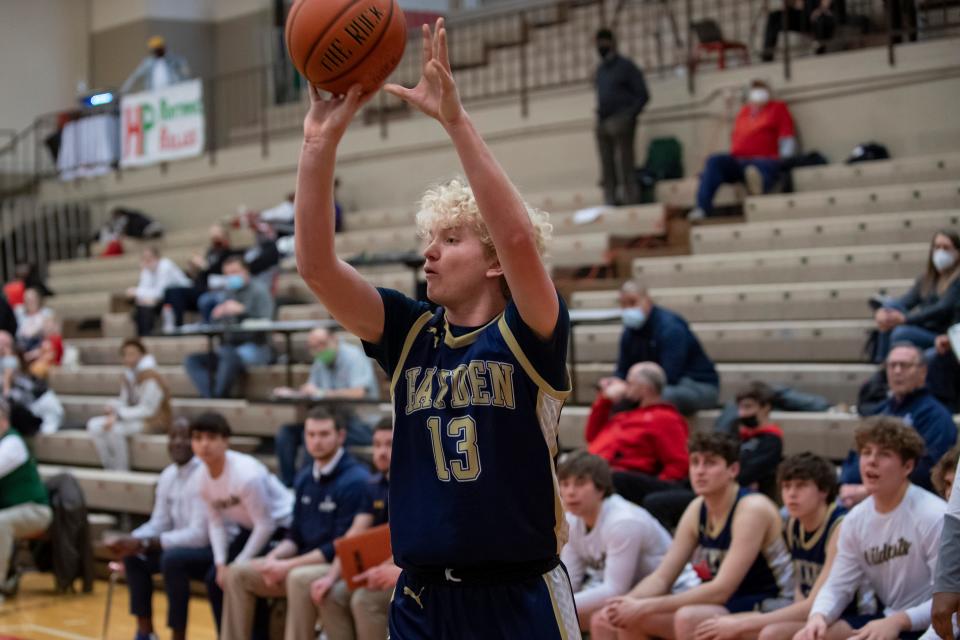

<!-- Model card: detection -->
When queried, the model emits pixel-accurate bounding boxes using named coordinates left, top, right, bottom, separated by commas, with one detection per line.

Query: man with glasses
left=838, top=342, right=957, bottom=508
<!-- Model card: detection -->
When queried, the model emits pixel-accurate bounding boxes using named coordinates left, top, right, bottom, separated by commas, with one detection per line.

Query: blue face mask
left=225, top=274, right=246, bottom=291
left=622, top=307, right=646, bottom=330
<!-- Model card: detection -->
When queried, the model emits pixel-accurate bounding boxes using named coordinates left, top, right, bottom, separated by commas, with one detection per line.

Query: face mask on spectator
left=748, top=88, right=770, bottom=105
left=932, top=248, right=956, bottom=273
left=622, top=307, right=646, bottom=330
left=224, top=274, right=246, bottom=290
left=1, top=355, right=18, bottom=370
left=315, top=348, right=337, bottom=366
left=739, top=414, right=760, bottom=428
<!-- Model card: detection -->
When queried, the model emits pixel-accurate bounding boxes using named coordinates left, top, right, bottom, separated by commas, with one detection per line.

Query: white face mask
left=932, top=248, right=957, bottom=273
left=748, top=88, right=770, bottom=105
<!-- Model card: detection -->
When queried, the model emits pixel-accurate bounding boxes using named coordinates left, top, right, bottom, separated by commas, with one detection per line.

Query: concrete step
left=792, top=152, right=960, bottom=192
left=631, top=243, right=927, bottom=288
left=691, top=209, right=960, bottom=254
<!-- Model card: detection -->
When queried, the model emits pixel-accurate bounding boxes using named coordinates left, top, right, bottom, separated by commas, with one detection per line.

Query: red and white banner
left=120, top=79, right=204, bottom=168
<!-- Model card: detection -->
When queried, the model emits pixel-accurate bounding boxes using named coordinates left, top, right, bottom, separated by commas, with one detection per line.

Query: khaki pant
left=0, top=502, right=52, bottom=581
left=86, top=414, right=144, bottom=471
left=320, top=578, right=392, bottom=640
left=220, top=561, right=330, bottom=640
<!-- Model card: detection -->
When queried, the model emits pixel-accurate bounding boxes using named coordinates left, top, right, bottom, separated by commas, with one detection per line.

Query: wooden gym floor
left=0, top=573, right=217, bottom=640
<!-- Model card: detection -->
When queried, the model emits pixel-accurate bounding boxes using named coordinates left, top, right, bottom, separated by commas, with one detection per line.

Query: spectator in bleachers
left=3, top=263, right=53, bottom=307
left=220, top=407, right=369, bottom=640
left=164, top=224, right=242, bottom=327
left=687, top=80, right=797, bottom=221
left=641, top=381, right=784, bottom=529
left=594, top=28, right=649, bottom=206
left=184, top=256, right=275, bottom=398
left=796, top=417, right=945, bottom=640
left=274, top=327, right=379, bottom=486
left=608, top=280, right=719, bottom=415
left=761, top=0, right=841, bottom=61
left=120, top=36, right=191, bottom=94
left=590, top=431, right=793, bottom=639
left=190, top=411, right=293, bottom=637
left=14, top=288, right=52, bottom=353
left=839, top=343, right=957, bottom=508
left=559, top=451, right=698, bottom=631
left=712, top=383, right=830, bottom=435
left=86, top=339, right=172, bottom=471
left=313, top=418, right=396, bottom=640
left=585, top=362, right=690, bottom=505
left=932, top=446, right=958, bottom=501
left=3, top=355, right=64, bottom=436
left=0, top=331, right=18, bottom=378
left=695, top=452, right=853, bottom=639
left=0, top=398, right=52, bottom=604
left=105, top=417, right=208, bottom=640
left=871, top=230, right=960, bottom=363
left=127, top=247, right=192, bottom=336
left=26, top=314, right=63, bottom=379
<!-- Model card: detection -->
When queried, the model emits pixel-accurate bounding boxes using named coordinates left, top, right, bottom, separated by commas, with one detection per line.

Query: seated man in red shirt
left=689, top=80, right=797, bottom=220
left=586, top=362, right=690, bottom=506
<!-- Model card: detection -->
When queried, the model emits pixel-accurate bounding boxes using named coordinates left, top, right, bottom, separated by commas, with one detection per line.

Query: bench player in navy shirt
left=293, top=18, right=578, bottom=640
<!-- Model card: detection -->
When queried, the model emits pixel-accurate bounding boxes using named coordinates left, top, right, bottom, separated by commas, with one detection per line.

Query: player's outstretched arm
left=385, top=20, right=558, bottom=338
left=295, top=84, right=386, bottom=343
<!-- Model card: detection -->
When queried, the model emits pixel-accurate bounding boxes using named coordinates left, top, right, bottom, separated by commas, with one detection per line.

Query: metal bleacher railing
left=0, top=0, right=956, bottom=282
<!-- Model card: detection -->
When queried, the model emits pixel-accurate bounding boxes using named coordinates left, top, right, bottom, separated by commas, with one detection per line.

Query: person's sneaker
left=744, top=165, right=764, bottom=196
left=0, top=570, right=20, bottom=598
left=133, top=633, right=158, bottom=640
left=686, top=207, right=706, bottom=222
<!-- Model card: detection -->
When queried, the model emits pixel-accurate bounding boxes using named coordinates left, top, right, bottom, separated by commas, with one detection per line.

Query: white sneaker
left=686, top=207, right=706, bottom=221
left=744, top=165, right=764, bottom=195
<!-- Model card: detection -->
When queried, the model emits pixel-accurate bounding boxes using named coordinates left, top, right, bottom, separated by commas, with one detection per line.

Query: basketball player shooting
left=294, top=17, right=581, bottom=640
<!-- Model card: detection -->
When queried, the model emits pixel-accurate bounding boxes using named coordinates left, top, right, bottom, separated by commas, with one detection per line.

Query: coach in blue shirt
left=608, top=280, right=719, bottom=415
left=220, top=406, right=370, bottom=640
left=839, top=342, right=958, bottom=508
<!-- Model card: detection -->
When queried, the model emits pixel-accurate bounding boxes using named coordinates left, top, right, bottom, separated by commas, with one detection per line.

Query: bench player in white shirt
left=558, top=451, right=698, bottom=631
left=796, top=416, right=947, bottom=640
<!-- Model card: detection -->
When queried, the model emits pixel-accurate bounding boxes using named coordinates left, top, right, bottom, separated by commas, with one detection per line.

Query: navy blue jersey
left=363, top=288, right=571, bottom=571
left=785, top=501, right=846, bottom=598
left=691, top=488, right=793, bottom=606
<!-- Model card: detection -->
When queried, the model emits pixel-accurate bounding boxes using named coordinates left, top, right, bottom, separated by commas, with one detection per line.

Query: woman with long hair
left=872, top=229, right=960, bottom=362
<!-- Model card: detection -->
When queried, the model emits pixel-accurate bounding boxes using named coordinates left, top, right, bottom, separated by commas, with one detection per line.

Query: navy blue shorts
left=388, top=564, right=581, bottom=639
left=725, top=592, right=779, bottom=613
left=840, top=613, right=923, bottom=639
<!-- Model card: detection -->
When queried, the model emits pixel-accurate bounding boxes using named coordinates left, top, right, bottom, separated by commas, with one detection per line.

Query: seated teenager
left=559, top=451, right=698, bottom=631
left=796, top=416, right=947, bottom=640
left=695, top=453, right=861, bottom=640
left=591, top=431, right=793, bottom=639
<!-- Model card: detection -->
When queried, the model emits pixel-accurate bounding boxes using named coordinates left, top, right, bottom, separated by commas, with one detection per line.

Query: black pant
left=163, top=286, right=200, bottom=326
left=763, top=4, right=836, bottom=58
left=643, top=488, right=696, bottom=531
left=134, top=304, right=161, bottom=336
left=613, top=471, right=686, bottom=507
left=596, top=111, right=640, bottom=205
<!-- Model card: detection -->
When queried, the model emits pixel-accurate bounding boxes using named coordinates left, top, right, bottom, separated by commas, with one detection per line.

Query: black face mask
left=597, top=46, right=612, bottom=59
left=738, top=415, right=759, bottom=428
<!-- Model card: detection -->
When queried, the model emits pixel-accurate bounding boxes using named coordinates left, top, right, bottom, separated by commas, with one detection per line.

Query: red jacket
left=585, top=395, right=690, bottom=480
left=730, top=100, right=795, bottom=159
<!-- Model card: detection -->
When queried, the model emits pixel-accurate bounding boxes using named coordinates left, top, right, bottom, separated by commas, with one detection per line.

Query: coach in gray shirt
left=274, top=327, right=378, bottom=486
left=184, top=256, right=275, bottom=398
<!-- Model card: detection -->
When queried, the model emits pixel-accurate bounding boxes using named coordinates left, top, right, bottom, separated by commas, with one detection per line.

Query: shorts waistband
left=402, top=555, right=561, bottom=586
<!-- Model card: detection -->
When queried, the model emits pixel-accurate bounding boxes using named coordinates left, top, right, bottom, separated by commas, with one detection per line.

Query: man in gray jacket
left=184, top=257, right=275, bottom=398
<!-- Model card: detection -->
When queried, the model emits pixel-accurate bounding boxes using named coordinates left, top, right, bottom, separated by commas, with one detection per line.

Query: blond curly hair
left=415, top=178, right=552, bottom=258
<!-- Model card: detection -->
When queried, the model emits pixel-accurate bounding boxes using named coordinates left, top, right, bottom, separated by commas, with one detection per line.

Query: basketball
left=285, top=0, right=407, bottom=96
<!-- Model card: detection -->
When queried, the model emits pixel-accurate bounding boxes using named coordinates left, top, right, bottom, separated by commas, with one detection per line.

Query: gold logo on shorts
left=403, top=586, right=425, bottom=610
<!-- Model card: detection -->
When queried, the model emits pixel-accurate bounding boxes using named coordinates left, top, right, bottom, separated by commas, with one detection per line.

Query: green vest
left=0, top=428, right=48, bottom=509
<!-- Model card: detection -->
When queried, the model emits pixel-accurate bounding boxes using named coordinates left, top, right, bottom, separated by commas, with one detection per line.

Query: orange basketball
left=285, top=0, right=407, bottom=96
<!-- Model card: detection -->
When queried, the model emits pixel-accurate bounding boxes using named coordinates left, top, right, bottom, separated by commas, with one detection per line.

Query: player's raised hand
left=384, top=18, right=464, bottom=127
left=303, top=83, right=375, bottom=145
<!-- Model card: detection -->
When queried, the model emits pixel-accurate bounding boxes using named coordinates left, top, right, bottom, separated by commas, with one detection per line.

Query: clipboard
left=334, top=524, right=392, bottom=589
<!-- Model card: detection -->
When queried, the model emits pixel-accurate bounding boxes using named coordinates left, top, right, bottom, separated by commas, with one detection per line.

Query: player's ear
left=485, top=257, right=504, bottom=279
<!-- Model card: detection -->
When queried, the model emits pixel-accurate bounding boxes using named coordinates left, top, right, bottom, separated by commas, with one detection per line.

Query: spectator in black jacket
left=164, top=224, right=243, bottom=326
left=604, top=280, right=719, bottom=415
left=0, top=294, right=16, bottom=338
left=594, top=28, right=649, bottom=206
left=871, top=229, right=960, bottom=362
